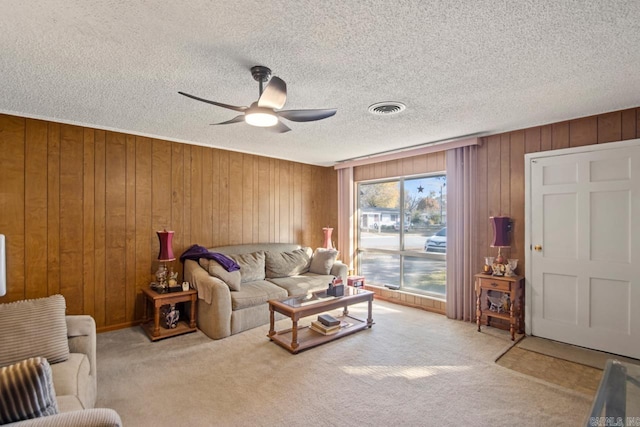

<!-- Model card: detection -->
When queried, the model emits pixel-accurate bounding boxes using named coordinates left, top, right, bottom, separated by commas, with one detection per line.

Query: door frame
left=524, top=137, right=640, bottom=336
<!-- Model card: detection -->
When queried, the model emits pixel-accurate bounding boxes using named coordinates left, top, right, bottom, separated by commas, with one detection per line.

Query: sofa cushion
left=201, top=258, right=242, bottom=291
left=0, top=357, right=59, bottom=424
left=230, top=280, right=288, bottom=310
left=265, top=248, right=311, bottom=278
left=268, top=274, right=332, bottom=297
left=309, top=249, right=339, bottom=275
left=229, top=251, right=266, bottom=283
left=0, top=295, right=70, bottom=368
left=50, top=353, right=91, bottom=410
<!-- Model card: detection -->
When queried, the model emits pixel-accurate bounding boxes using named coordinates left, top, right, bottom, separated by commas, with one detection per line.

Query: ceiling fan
left=179, top=66, right=336, bottom=133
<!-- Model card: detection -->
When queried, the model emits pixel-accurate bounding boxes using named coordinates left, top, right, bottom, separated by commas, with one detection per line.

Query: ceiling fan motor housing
left=251, top=66, right=272, bottom=82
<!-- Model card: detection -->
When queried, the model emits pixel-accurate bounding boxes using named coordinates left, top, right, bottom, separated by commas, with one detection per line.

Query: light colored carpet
left=95, top=300, right=592, bottom=426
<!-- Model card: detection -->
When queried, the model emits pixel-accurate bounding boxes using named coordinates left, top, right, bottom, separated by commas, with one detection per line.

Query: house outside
left=360, top=207, right=407, bottom=230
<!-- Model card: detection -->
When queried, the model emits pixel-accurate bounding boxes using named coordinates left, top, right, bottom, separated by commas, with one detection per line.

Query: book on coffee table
left=310, top=320, right=341, bottom=335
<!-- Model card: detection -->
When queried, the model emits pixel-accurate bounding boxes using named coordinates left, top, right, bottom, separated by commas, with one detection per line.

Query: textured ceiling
left=1, top=1, right=640, bottom=166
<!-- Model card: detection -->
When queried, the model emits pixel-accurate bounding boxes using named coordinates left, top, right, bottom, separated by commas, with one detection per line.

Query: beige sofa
left=0, top=295, right=121, bottom=426
left=184, top=243, right=347, bottom=339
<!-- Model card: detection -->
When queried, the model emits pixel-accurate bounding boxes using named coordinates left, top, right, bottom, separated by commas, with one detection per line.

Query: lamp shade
left=490, top=216, right=510, bottom=248
left=157, top=230, right=175, bottom=262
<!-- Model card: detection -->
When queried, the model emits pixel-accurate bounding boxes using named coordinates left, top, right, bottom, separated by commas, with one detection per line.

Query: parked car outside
left=424, top=227, right=446, bottom=253
left=393, top=221, right=410, bottom=232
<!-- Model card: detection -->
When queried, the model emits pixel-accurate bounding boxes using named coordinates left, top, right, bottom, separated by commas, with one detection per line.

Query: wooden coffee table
left=267, top=287, right=374, bottom=354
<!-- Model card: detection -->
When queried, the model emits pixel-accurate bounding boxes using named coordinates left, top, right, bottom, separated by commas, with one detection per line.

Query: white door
left=526, top=140, right=640, bottom=359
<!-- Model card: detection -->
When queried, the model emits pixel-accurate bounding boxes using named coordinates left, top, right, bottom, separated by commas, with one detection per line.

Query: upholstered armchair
left=0, top=295, right=121, bottom=427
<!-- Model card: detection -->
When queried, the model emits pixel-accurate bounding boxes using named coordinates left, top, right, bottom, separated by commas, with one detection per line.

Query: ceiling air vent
left=368, top=101, right=406, bottom=115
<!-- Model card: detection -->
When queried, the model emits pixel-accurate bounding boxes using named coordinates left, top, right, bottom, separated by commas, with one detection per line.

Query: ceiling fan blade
left=178, top=91, right=247, bottom=112
left=277, top=108, right=337, bottom=122
left=266, top=120, right=291, bottom=133
left=257, top=76, right=287, bottom=110
left=210, top=115, right=245, bottom=125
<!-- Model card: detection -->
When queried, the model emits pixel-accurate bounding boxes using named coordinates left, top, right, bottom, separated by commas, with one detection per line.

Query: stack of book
left=310, top=314, right=341, bottom=335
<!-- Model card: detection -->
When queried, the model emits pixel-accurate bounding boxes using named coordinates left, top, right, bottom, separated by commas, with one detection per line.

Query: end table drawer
left=477, top=277, right=511, bottom=291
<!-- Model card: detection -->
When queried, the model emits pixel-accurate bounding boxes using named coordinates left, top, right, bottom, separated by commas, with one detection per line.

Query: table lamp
left=490, top=216, right=510, bottom=275
left=156, top=229, right=175, bottom=289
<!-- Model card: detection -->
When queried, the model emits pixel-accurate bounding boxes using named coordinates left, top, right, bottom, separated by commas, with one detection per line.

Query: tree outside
left=359, top=182, right=399, bottom=208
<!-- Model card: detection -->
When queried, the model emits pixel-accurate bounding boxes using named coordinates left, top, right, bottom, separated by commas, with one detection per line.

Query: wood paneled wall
left=474, top=108, right=640, bottom=278
left=354, top=151, right=446, bottom=181
left=0, top=114, right=337, bottom=330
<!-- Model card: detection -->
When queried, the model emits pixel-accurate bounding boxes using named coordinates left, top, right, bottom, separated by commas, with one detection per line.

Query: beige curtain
left=445, top=145, right=477, bottom=320
left=337, top=166, right=355, bottom=273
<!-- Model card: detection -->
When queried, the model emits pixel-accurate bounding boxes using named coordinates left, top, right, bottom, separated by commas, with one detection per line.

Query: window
left=357, top=175, right=446, bottom=298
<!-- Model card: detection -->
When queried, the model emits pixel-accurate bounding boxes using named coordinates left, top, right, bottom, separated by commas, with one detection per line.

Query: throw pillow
left=229, top=251, right=266, bottom=283
left=0, top=295, right=70, bottom=368
left=309, top=248, right=339, bottom=275
left=265, top=248, right=312, bottom=278
left=0, top=357, right=59, bottom=424
left=207, top=261, right=242, bottom=291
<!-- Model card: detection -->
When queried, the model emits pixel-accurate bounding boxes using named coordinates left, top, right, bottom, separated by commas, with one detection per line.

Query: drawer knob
left=491, top=282, right=498, bottom=287
left=534, top=245, right=542, bottom=251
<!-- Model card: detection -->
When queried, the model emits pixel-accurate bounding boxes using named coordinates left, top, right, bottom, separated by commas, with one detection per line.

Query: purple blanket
left=179, top=244, right=240, bottom=272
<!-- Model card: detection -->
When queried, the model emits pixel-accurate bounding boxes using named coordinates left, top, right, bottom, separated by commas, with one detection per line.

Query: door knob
left=534, top=245, right=542, bottom=251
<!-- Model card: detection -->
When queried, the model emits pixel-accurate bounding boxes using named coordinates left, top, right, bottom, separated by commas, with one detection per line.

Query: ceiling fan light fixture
left=245, top=105, right=278, bottom=127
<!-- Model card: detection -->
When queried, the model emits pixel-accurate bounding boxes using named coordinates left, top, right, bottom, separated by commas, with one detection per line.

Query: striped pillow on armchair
left=0, top=357, right=59, bottom=424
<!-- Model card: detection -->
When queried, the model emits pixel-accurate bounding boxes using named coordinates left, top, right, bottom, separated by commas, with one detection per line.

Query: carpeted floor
left=96, top=300, right=592, bottom=426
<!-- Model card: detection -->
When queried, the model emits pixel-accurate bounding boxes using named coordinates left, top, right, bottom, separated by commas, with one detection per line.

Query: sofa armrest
left=184, top=259, right=233, bottom=339
left=184, top=259, right=232, bottom=305
left=65, top=316, right=96, bottom=378
left=7, top=408, right=122, bottom=427
left=330, top=261, right=348, bottom=281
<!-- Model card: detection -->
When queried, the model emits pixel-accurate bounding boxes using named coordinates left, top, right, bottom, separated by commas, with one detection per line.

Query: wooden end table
left=475, top=273, right=524, bottom=341
left=141, top=287, right=197, bottom=341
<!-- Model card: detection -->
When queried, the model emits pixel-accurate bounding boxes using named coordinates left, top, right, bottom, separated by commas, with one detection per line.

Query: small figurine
left=168, top=271, right=178, bottom=287
left=155, top=265, right=168, bottom=288
left=491, top=262, right=506, bottom=276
